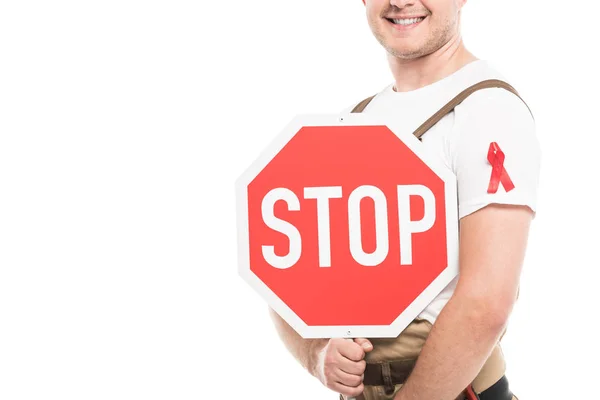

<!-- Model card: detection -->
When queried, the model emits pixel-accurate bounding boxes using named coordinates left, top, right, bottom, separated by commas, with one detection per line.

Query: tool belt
left=352, top=319, right=514, bottom=400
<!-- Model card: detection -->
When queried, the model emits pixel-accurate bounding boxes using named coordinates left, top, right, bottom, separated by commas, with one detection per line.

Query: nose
left=390, top=0, right=417, bottom=7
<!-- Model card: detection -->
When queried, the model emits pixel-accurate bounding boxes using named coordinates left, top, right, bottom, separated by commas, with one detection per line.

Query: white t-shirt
left=341, top=59, right=541, bottom=325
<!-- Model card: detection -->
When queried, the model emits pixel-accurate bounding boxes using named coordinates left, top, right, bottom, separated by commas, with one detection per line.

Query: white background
left=0, top=0, right=597, bottom=399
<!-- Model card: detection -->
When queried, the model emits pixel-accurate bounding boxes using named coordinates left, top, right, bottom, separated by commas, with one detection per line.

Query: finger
left=338, top=341, right=365, bottom=361
left=338, top=357, right=366, bottom=375
left=334, top=368, right=364, bottom=388
left=353, top=338, right=373, bottom=352
left=332, top=381, right=364, bottom=398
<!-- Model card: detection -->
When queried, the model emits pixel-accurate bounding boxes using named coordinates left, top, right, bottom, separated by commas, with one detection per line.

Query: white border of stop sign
left=236, top=114, right=459, bottom=338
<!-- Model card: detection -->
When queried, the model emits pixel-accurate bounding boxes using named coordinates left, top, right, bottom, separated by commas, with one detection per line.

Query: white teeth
left=392, top=17, right=424, bottom=25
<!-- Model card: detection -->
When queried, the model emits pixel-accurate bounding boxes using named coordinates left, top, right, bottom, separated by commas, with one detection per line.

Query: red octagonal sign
left=236, top=115, right=458, bottom=338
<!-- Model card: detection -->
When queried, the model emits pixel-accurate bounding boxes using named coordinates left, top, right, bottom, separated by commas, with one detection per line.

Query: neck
left=388, top=34, right=477, bottom=92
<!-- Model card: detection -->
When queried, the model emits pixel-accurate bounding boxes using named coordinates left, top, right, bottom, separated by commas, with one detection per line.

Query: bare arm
left=268, top=307, right=328, bottom=377
left=395, top=204, right=533, bottom=400
left=269, top=307, right=372, bottom=397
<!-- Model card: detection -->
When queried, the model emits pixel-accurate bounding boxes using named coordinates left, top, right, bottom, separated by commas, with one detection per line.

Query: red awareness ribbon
left=487, top=142, right=515, bottom=194
left=464, top=385, right=479, bottom=400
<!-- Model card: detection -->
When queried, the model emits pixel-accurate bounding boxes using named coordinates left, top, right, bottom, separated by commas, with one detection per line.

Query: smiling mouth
left=385, top=16, right=426, bottom=26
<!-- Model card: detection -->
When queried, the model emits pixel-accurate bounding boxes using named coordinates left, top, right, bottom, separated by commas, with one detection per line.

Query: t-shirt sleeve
left=449, top=88, right=541, bottom=219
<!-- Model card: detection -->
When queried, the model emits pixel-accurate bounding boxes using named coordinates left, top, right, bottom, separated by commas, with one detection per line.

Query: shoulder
left=339, top=84, right=392, bottom=114
left=447, top=85, right=536, bottom=156
left=448, top=59, right=534, bottom=123
left=340, top=95, right=376, bottom=115
left=447, top=83, right=540, bottom=169
left=454, top=85, right=534, bottom=127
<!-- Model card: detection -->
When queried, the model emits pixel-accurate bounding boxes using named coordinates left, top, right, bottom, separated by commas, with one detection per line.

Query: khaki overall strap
left=350, top=78, right=532, bottom=141
left=350, top=94, right=376, bottom=113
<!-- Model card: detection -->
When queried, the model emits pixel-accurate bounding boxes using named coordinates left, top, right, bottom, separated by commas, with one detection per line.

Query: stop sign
left=236, top=114, right=458, bottom=338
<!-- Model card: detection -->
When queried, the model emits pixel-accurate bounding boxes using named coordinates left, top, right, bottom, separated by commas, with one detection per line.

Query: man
left=269, top=0, right=540, bottom=399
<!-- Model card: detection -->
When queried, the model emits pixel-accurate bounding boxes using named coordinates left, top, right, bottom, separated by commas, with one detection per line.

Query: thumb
left=354, top=338, right=373, bottom=352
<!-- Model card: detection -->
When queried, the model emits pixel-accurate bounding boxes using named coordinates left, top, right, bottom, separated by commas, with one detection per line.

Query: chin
left=385, top=44, right=426, bottom=59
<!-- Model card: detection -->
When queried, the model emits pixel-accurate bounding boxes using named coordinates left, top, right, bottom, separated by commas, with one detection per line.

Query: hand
left=314, top=337, right=373, bottom=398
